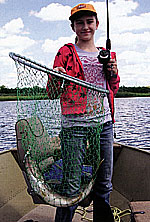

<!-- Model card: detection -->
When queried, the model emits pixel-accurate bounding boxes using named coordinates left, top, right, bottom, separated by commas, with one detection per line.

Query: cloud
left=0, top=18, right=36, bottom=87
left=3, top=18, right=24, bottom=34
left=119, top=63, right=150, bottom=86
left=1, top=0, right=150, bottom=87
left=0, top=17, right=36, bottom=57
left=0, top=34, right=36, bottom=87
left=110, top=0, right=138, bottom=16
left=0, top=0, right=6, bottom=3
left=119, top=51, right=148, bottom=66
left=0, top=35, right=35, bottom=56
left=92, top=0, right=150, bottom=87
left=42, top=34, right=75, bottom=53
left=93, top=0, right=149, bottom=34
left=111, top=13, right=150, bottom=34
left=0, top=18, right=29, bottom=38
left=111, top=31, right=150, bottom=50
left=91, top=0, right=150, bottom=35
left=110, top=31, right=150, bottom=86
left=30, top=3, right=71, bottom=21
left=1, top=71, right=17, bottom=88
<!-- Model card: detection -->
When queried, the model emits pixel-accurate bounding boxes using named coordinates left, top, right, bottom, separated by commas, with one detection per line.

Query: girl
left=47, top=3, right=120, bottom=222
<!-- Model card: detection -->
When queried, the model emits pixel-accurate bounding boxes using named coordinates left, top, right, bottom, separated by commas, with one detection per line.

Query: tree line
left=118, top=86, right=150, bottom=93
left=0, top=85, right=46, bottom=95
left=1, top=85, right=150, bottom=96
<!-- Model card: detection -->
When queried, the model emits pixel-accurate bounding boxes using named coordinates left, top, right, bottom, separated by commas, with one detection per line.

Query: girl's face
left=73, top=15, right=99, bottom=42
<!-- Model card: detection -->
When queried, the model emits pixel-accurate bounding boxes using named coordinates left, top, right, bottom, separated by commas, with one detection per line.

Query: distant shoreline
left=0, top=95, right=48, bottom=101
left=1, top=93, right=150, bottom=101
left=1, top=86, right=150, bottom=101
left=116, top=92, right=150, bottom=98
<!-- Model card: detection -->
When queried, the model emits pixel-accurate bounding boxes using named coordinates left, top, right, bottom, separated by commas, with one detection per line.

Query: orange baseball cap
left=69, top=3, right=97, bottom=20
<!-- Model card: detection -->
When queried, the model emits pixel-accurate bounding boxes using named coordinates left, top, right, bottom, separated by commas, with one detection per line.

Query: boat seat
left=130, top=201, right=150, bottom=222
left=15, top=116, right=61, bottom=204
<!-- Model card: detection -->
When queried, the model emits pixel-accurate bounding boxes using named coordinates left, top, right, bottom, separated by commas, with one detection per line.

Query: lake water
left=0, top=97, right=150, bottom=152
left=114, top=97, right=150, bottom=149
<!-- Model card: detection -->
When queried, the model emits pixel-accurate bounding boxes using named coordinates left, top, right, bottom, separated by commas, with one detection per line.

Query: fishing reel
left=97, top=42, right=117, bottom=78
left=98, top=38, right=111, bottom=65
left=97, top=47, right=114, bottom=77
left=97, top=48, right=110, bottom=65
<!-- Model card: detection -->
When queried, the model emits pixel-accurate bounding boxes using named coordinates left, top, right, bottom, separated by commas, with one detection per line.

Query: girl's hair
left=75, top=36, right=78, bottom=44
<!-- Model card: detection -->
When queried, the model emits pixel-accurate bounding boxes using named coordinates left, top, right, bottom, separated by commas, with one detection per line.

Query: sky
left=0, top=0, right=150, bottom=88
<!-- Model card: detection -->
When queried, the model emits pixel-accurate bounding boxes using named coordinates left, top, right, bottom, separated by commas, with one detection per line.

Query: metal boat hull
left=0, top=144, right=149, bottom=222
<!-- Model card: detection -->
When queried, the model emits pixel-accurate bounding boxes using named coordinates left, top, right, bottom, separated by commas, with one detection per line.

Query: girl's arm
left=46, top=47, right=67, bottom=99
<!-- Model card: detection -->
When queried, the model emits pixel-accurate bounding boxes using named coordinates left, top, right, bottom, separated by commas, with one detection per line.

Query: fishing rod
left=98, top=0, right=114, bottom=77
left=98, top=0, right=117, bottom=139
left=106, top=0, right=111, bottom=51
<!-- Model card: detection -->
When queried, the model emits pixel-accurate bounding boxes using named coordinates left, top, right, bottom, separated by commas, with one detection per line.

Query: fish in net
left=9, top=52, right=109, bottom=207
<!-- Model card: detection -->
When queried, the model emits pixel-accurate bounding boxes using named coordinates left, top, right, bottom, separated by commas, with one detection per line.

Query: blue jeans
left=55, top=121, right=114, bottom=222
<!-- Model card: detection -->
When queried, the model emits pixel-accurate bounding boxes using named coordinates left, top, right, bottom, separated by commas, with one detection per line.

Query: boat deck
left=0, top=148, right=130, bottom=222
left=0, top=143, right=150, bottom=222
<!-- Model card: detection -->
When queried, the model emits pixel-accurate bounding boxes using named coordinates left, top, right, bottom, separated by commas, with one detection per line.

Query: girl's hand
left=106, top=59, right=118, bottom=75
left=54, top=67, right=66, bottom=73
left=53, top=67, right=67, bottom=89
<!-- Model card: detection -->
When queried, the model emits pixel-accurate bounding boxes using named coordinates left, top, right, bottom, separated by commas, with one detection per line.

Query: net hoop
left=9, top=52, right=109, bottom=94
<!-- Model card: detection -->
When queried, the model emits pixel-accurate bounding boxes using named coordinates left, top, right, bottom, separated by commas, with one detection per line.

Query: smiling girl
left=47, top=3, right=120, bottom=222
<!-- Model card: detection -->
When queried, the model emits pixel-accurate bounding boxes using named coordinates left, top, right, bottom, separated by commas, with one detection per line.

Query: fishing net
left=10, top=52, right=109, bottom=207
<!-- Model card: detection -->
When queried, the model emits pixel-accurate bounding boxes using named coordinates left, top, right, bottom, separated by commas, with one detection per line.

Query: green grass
left=116, top=92, right=150, bottom=98
left=0, top=96, right=18, bottom=101
left=1, top=92, right=150, bottom=101
left=0, top=95, right=49, bottom=101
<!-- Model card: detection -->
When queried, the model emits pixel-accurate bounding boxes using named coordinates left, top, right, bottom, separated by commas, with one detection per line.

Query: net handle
left=9, top=52, right=109, bottom=94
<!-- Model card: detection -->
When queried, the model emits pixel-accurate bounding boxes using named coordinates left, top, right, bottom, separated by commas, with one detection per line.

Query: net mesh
left=10, top=52, right=108, bottom=207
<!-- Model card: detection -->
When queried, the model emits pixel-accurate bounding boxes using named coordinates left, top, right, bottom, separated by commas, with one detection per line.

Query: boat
left=0, top=142, right=150, bottom=222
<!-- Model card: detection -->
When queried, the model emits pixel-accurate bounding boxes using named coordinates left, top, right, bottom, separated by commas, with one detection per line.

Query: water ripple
left=114, top=97, right=150, bottom=149
left=0, top=97, right=150, bottom=151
